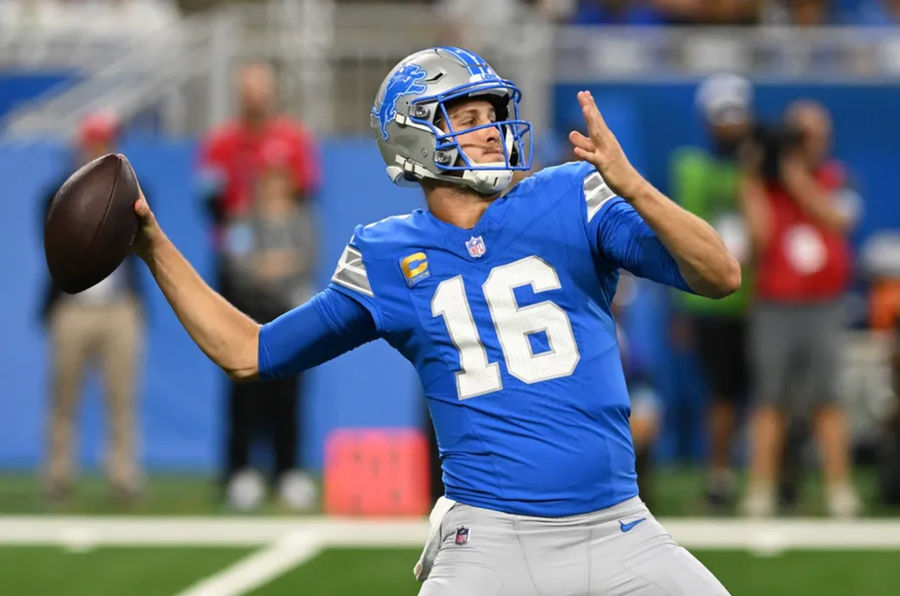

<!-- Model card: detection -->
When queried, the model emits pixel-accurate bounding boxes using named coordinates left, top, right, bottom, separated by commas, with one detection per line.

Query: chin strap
left=386, top=160, right=514, bottom=195
left=461, top=164, right=513, bottom=194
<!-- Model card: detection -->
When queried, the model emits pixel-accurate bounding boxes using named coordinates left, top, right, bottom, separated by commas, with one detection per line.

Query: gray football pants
left=418, top=496, right=729, bottom=596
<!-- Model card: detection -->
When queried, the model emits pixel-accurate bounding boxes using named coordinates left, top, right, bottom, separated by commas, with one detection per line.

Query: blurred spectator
left=860, top=231, right=900, bottom=331
left=41, top=111, right=146, bottom=503
left=533, top=0, right=580, bottom=22
left=655, top=0, right=763, bottom=24
left=670, top=74, right=754, bottom=510
left=567, top=0, right=665, bottom=25
left=197, top=61, right=320, bottom=511
left=219, top=139, right=318, bottom=511
left=764, top=0, right=837, bottom=25
left=198, top=62, right=319, bottom=229
left=856, top=0, right=900, bottom=25
left=739, top=100, right=862, bottom=517
left=790, top=0, right=834, bottom=24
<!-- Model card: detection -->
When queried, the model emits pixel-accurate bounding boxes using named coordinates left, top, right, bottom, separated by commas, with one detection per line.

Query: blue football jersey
left=329, top=161, right=686, bottom=517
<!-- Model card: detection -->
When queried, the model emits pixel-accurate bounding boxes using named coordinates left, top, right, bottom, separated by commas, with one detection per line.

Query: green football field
left=3, top=545, right=900, bottom=595
left=4, top=468, right=900, bottom=595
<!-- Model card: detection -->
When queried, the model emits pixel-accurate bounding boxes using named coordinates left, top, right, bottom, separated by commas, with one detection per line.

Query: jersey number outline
left=431, top=256, right=580, bottom=399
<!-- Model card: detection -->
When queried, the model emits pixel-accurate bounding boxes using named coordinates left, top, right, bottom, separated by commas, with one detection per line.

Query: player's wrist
left=134, top=224, right=167, bottom=264
left=615, top=174, right=652, bottom=204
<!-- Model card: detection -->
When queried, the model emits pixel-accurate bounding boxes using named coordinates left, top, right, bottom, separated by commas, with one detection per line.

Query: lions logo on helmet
left=373, top=63, right=428, bottom=140
left=370, top=47, right=533, bottom=196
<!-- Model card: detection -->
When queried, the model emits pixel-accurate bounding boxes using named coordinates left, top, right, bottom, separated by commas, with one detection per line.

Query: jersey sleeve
left=258, top=287, right=378, bottom=379
left=575, top=164, right=693, bottom=293
left=327, top=230, right=384, bottom=330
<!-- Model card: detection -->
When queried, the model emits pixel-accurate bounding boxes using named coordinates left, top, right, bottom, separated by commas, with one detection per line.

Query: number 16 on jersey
left=431, top=256, right=581, bottom=400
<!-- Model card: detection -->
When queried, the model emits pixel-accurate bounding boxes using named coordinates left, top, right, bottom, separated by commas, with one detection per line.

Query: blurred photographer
left=740, top=100, right=863, bottom=517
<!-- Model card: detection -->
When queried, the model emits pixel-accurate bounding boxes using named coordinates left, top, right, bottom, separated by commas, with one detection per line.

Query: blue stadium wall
left=0, top=137, right=422, bottom=472
left=0, top=72, right=78, bottom=121
left=0, top=81, right=897, bottom=472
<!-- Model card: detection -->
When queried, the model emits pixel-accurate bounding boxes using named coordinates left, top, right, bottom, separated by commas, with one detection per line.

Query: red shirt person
left=198, top=61, right=319, bottom=228
left=755, top=159, right=854, bottom=302
left=740, top=100, right=862, bottom=519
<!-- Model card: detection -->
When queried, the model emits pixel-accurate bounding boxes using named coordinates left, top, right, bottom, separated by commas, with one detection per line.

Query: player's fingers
left=568, top=130, right=594, bottom=152
left=576, top=90, right=591, bottom=108
left=134, top=198, right=154, bottom=222
left=577, top=91, right=601, bottom=130
left=582, top=103, right=608, bottom=142
left=572, top=146, right=591, bottom=161
left=585, top=92, right=608, bottom=129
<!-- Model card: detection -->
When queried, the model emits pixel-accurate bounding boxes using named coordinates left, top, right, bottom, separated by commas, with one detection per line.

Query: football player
left=133, top=47, right=737, bottom=595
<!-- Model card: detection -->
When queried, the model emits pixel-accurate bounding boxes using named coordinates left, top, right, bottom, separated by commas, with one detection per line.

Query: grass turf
left=0, top=546, right=253, bottom=596
left=258, top=547, right=900, bottom=595
left=5, top=546, right=899, bottom=595
left=2, top=466, right=897, bottom=517
left=697, top=549, right=900, bottom=596
left=260, top=548, right=900, bottom=596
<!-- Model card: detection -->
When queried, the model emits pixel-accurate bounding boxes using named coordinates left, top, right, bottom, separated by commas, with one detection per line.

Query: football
left=44, top=153, right=140, bottom=294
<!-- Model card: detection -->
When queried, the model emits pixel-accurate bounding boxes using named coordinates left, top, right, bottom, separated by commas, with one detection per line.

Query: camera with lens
left=745, top=123, right=807, bottom=181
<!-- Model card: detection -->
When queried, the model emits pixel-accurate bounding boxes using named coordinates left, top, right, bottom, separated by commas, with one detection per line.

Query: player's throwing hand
left=568, top=90, right=646, bottom=201
left=132, top=190, right=162, bottom=261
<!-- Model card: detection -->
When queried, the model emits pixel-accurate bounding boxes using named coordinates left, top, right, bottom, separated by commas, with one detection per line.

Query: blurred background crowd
left=1, top=0, right=900, bottom=522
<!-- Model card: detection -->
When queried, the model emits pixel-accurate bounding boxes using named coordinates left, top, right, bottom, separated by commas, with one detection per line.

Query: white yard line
left=173, top=531, right=323, bottom=596
left=661, top=519, right=900, bottom=550
left=0, top=516, right=429, bottom=547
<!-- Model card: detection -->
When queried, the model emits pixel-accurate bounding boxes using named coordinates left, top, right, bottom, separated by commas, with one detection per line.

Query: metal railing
left=1, top=10, right=241, bottom=140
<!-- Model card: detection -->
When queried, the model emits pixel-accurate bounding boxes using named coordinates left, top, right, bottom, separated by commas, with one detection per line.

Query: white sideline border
left=3, top=516, right=900, bottom=550
left=5, top=517, right=900, bottom=596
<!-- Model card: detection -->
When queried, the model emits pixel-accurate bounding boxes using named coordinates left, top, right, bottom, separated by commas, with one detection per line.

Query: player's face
left=441, top=100, right=505, bottom=165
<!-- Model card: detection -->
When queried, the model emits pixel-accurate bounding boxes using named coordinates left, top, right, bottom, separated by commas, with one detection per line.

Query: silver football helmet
left=371, top=47, right=533, bottom=195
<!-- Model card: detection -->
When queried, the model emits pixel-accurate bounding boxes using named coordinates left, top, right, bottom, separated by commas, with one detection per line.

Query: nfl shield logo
left=455, top=527, right=469, bottom=545
left=465, top=236, right=486, bottom=258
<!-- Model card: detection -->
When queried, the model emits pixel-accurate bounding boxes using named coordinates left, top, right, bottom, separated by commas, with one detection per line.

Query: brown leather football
left=44, top=153, right=140, bottom=294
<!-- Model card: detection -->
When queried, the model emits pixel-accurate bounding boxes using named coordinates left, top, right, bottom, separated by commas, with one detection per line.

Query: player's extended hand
left=568, top=91, right=646, bottom=200
left=132, top=188, right=163, bottom=262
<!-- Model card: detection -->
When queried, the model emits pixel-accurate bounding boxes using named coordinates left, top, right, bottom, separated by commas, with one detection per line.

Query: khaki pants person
left=45, top=298, right=143, bottom=496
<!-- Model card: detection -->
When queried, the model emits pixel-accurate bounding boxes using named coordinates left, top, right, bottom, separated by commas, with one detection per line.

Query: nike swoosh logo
left=619, top=517, right=647, bottom=533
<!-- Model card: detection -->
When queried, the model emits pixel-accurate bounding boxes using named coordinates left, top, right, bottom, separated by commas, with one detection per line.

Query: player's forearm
left=142, top=231, right=260, bottom=380
left=627, top=180, right=741, bottom=298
